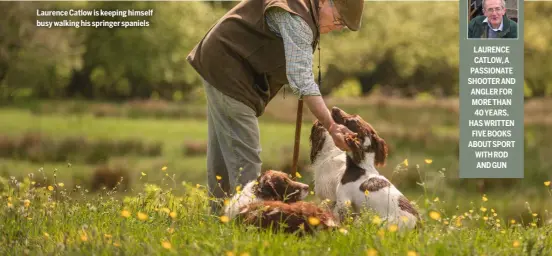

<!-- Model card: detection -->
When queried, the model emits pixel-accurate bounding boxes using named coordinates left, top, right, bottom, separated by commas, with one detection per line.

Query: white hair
left=482, top=0, right=506, bottom=12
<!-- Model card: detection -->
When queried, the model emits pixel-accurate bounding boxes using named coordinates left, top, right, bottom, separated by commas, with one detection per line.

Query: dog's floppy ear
left=310, top=121, right=325, bottom=163
left=257, top=171, right=281, bottom=199
left=345, top=134, right=364, bottom=163
left=371, top=133, right=388, bottom=167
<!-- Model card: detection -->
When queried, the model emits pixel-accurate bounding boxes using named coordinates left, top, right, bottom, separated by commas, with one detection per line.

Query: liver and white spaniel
left=309, top=120, right=347, bottom=207
left=223, top=170, right=310, bottom=219
left=236, top=200, right=339, bottom=235
left=330, top=106, right=420, bottom=230
left=310, top=107, right=420, bottom=230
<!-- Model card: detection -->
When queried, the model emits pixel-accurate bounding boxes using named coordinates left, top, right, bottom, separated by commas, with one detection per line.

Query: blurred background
left=0, top=1, right=550, bottom=224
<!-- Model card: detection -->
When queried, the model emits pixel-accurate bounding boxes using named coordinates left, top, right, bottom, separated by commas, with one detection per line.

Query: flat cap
left=333, top=0, right=364, bottom=31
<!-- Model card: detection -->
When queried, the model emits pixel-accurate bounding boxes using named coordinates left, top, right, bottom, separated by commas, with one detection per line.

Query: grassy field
left=1, top=97, right=551, bottom=255
left=1, top=176, right=551, bottom=255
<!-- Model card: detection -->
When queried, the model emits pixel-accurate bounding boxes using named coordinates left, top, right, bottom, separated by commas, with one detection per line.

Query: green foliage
left=331, top=78, right=362, bottom=98
left=0, top=2, right=227, bottom=101
left=1, top=2, right=552, bottom=100
left=322, top=2, right=459, bottom=96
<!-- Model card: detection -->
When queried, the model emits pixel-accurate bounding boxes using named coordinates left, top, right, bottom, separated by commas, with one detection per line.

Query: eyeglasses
left=485, top=7, right=503, bottom=13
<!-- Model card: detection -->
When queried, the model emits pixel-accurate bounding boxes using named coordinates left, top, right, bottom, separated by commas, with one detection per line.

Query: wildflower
left=104, top=234, right=112, bottom=239
left=308, top=216, right=320, bottom=226
left=496, top=223, right=501, bottom=228
left=310, top=191, right=315, bottom=195
left=162, top=240, right=172, bottom=249
left=295, top=172, right=302, bottom=179
left=455, top=218, right=463, bottom=227
left=406, top=251, right=418, bottom=256
left=530, top=223, right=537, bottom=227
left=443, top=220, right=449, bottom=225
left=239, top=167, right=244, bottom=171
left=493, top=213, right=498, bottom=217
left=339, top=228, right=348, bottom=234
left=345, top=200, right=352, bottom=207
left=223, top=199, right=230, bottom=206
left=167, top=228, right=175, bottom=234
left=141, top=172, right=147, bottom=176
left=388, top=224, right=398, bottom=232
left=240, top=252, right=250, bottom=256
left=170, top=212, right=177, bottom=219
left=401, top=216, right=409, bottom=223
left=512, top=240, right=520, bottom=248
left=23, top=200, right=30, bottom=208
left=366, top=248, right=378, bottom=256
left=544, top=181, right=550, bottom=186
left=226, top=252, right=235, bottom=256
left=501, top=230, right=506, bottom=234
left=407, top=251, right=418, bottom=256
left=48, top=186, right=54, bottom=191
left=113, top=242, right=121, bottom=247
left=161, top=166, right=167, bottom=171
left=480, top=207, right=487, bottom=212
left=364, top=190, right=369, bottom=196
left=491, top=208, right=495, bottom=213
left=220, top=215, right=230, bottom=223
left=121, top=210, right=131, bottom=218
left=58, top=183, right=64, bottom=187
left=298, top=223, right=305, bottom=230
left=482, top=195, right=488, bottom=202
left=372, top=215, right=382, bottom=224
left=137, top=212, right=148, bottom=221
left=424, top=159, right=432, bottom=164
left=44, top=232, right=50, bottom=238
left=483, top=217, right=489, bottom=221
left=80, top=233, right=88, bottom=242
left=402, top=159, right=409, bottom=166
left=510, top=219, right=516, bottom=224
left=532, top=213, right=538, bottom=217
left=377, top=228, right=385, bottom=238
left=196, top=184, right=201, bottom=189
left=433, top=197, right=439, bottom=202
left=216, top=175, right=222, bottom=181
left=235, top=185, right=242, bottom=193
left=429, top=211, right=441, bottom=220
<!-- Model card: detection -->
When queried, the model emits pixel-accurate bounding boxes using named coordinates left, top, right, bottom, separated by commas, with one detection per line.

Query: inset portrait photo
left=468, top=0, right=518, bottom=39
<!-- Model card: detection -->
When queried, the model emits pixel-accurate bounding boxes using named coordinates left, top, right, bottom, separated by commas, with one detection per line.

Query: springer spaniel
left=329, top=106, right=420, bottom=230
left=223, top=170, right=310, bottom=219
left=309, top=120, right=347, bottom=207
left=236, top=200, right=339, bottom=235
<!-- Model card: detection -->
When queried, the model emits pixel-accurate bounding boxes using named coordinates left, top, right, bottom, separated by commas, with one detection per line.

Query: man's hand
left=328, top=122, right=356, bottom=151
left=303, top=95, right=356, bottom=151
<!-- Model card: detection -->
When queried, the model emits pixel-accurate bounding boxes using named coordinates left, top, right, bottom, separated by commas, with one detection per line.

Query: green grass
left=1, top=176, right=551, bottom=255
left=1, top=101, right=552, bottom=255
left=0, top=107, right=462, bottom=190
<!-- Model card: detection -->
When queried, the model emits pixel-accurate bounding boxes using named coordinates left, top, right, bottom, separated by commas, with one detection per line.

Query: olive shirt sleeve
left=265, top=8, right=321, bottom=97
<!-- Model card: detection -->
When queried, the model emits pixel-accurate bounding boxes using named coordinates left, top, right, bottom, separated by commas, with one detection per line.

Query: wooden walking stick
left=291, top=97, right=303, bottom=179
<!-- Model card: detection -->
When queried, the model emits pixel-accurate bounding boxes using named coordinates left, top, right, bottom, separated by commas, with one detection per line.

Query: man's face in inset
left=483, top=0, right=506, bottom=29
